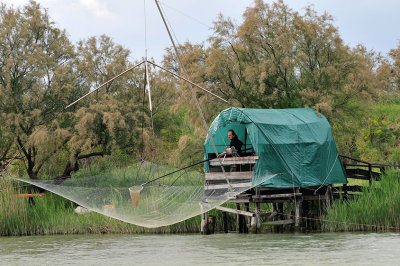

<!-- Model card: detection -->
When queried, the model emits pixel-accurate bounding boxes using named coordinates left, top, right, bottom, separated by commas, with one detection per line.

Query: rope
left=158, top=1, right=210, bottom=28
left=314, top=155, right=340, bottom=194
left=158, top=2, right=180, bottom=49
left=144, top=0, right=148, bottom=55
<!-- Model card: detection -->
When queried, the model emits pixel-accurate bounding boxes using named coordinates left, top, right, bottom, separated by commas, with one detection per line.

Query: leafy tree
left=205, top=0, right=377, bottom=118
left=0, top=1, right=77, bottom=179
left=377, top=42, right=400, bottom=96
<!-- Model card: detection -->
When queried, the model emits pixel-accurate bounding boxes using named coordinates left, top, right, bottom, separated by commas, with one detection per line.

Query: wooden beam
left=214, top=205, right=255, bottom=217
left=209, top=156, right=259, bottom=166
left=228, top=198, right=250, bottom=203
left=252, top=193, right=302, bottom=199
left=263, top=219, right=294, bottom=226
left=205, top=171, right=253, bottom=181
left=205, top=182, right=252, bottom=190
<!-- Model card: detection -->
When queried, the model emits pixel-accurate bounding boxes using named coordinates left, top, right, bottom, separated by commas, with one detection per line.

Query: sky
left=2, top=0, right=400, bottom=62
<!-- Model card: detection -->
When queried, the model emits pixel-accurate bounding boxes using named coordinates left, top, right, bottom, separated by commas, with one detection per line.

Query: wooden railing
left=338, top=154, right=400, bottom=196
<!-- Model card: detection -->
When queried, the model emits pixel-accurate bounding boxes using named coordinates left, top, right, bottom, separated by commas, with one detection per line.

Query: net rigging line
left=158, top=1, right=210, bottom=29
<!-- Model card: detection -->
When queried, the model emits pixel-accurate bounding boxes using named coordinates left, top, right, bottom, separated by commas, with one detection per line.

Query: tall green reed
left=323, top=170, right=400, bottom=231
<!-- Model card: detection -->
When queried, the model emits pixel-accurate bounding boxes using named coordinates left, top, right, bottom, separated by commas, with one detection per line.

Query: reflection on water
left=0, top=233, right=399, bottom=265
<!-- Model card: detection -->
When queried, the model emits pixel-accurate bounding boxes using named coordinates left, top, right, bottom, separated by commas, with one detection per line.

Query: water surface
left=0, top=233, right=399, bottom=265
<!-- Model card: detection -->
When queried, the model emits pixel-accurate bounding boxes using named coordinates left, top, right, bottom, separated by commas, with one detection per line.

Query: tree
left=0, top=1, right=77, bottom=179
left=204, top=0, right=378, bottom=120
left=377, top=42, right=400, bottom=95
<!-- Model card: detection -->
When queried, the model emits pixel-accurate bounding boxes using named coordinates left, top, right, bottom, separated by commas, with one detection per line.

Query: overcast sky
left=3, top=0, right=400, bottom=62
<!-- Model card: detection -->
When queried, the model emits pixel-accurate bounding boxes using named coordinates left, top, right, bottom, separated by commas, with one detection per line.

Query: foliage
left=323, top=170, right=400, bottom=231
left=0, top=1, right=77, bottom=178
left=0, top=0, right=400, bottom=235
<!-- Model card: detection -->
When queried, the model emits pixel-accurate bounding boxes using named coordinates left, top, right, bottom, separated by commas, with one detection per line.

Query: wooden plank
left=228, top=198, right=250, bottom=203
left=205, top=182, right=252, bottom=190
left=253, top=193, right=302, bottom=199
left=205, top=171, right=253, bottom=181
left=345, top=168, right=381, bottom=179
left=209, top=156, right=259, bottom=166
left=263, top=219, right=294, bottom=226
left=336, top=185, right=364, bottom=192
left=214, top=205, right=255, bottom=217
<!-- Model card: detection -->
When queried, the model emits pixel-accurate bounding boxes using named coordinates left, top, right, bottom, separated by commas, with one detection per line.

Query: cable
left=158, top=1, right=210, bottom=29
left=158, top=2, right=180, bottom=50
left=144, top=0, right=148, bottom=55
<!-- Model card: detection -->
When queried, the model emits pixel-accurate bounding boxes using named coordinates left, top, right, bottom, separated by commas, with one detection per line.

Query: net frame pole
left=147, top=61, right=228, bottom=104
left=154, top=0, right=232, bottom=190
left=65, top=61, right=145, bottom=110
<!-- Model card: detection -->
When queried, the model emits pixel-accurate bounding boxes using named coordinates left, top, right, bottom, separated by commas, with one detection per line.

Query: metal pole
left=65, top=61, right=145, bottom=110
left=147, top=61, right=228, bottom=103
left=154, top=0, right=232, bottom=190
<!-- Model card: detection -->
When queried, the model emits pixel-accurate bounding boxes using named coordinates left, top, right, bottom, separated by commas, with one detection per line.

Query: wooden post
left=252, top=188, right=261, bottom=232
left=243, top=203, right=250, bottom=233
left=325, top=185, right=333, bottom=208
left=285, top=201, right=292, bottom=231
left=342, top=183, right=348, bottom=200
left=302, top=200, right=309, bottom=230
left=254, top=202, right=261, bottom=230
left=286, top=201, right=292, bottom=219
left=368, top=163, right=373, bottom=188
left=277, top=203, right=284, bottom=232
left=200, top=203, right=207, bottom=234
left=271, top=203, right=277, bottom=233
left=222, top=212, right=228, bottom=233
left=294, top=188, right=301, bottom=230
left=236, top=203, right=242, bottom=233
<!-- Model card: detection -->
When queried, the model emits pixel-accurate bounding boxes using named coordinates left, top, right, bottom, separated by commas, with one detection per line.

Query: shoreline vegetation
left=1, top=0, right=400, bottom=236
left=1, top=169, right=400, bottom=237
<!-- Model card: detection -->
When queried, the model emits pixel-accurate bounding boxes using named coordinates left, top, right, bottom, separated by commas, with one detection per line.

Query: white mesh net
left=15, top=162, right=275, bottom=228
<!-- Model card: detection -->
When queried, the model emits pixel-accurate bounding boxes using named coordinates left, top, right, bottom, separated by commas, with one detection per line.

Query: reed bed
left=0, top=168, right=218, bottom=236
left=323, top=170, right=400, bottom=231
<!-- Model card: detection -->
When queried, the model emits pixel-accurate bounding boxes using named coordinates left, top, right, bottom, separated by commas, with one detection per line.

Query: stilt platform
left=200, top=154, right=400, bottom=234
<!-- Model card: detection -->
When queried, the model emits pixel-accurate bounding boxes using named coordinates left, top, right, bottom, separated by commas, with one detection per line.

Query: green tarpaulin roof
left=204, top=107, right=347, bottom=188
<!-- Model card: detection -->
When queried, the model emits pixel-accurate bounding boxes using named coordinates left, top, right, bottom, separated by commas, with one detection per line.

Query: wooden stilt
left=285, top=201, right=292, bottom=231
left=200, top=203, right=207, bottom=234
left=286, top=201, right=292, bottom=220
left=254, top=202, right=261, bottom=230
left=236, top=203, right=242, bottom=233
left=243, top=203, right=250, bottom=233
left=271, top=203, right=277, bottom=232
left=325, top=185, right=332, bottom=208
left=277, top=203, right=284, bottom=232
left=302, top=200, right=309, bottom=230
left=201, top=211, right=207, bottom=233
left=222, top=212, right=228, bottom=233
left=295, top=188, right=301, bottom=230
left=250, top=188, right=261, bottom=232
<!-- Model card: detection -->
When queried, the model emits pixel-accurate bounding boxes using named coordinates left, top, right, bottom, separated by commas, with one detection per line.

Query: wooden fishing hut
left=201, top=107, right=348, bottom=233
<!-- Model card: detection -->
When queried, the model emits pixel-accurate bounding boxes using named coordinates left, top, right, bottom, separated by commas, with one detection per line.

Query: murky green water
left=0, top=233, right=399, bottom=265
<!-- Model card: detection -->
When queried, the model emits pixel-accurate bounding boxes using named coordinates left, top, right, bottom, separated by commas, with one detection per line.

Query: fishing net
left=14, top=162, right=275, bottom=228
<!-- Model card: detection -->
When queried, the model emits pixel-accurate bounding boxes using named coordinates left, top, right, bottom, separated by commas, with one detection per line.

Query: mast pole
left=154, top=0, right=232, bottom=190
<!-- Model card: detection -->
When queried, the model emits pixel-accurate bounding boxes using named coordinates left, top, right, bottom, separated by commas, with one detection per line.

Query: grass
left=323, top=170, right=400, bottom=232
left=0, top=176, right=204, bottom=236
left=0, top=165, right=239, bottom=236
left=3, top=150, right=400, bottom=235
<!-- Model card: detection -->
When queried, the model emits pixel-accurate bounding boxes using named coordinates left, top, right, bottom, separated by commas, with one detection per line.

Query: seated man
left=217, top=129, right=243, bottom=159
left=227, top=129, right=243, bottom=156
